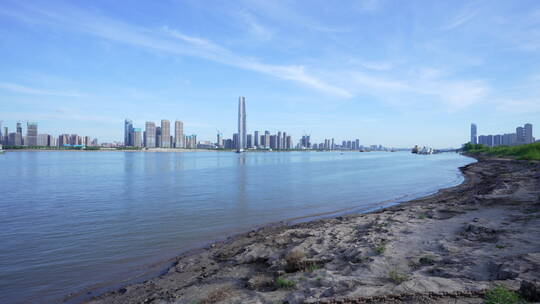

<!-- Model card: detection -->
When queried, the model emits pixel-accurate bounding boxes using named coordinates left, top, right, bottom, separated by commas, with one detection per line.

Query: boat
left=412, top=145, right=433, bottom=155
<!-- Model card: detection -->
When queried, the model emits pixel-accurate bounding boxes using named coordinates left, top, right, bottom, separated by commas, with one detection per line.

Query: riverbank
left=85, top=156, right=540, bottom=304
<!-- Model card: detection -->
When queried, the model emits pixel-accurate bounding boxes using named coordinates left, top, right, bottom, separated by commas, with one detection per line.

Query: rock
left=246, top=275, right=275, bottom=291
left=519, top=280, right=540, bottom=301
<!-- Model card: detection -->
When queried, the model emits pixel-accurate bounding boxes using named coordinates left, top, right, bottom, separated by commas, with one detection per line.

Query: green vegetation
left=484, top=285, right=527, bottom=304
left=418, top=213, right=428, bottom=219
left=374, top=244, right=386, bottom=255
left=495, top=244, right=506, bottom=249
left=275, top=277, right=296, bottom=288
left=462, top=142, right=540, bottom=160
left=388, top=268, right=409, bottom=284
left=306, top=264, right=320, bottom=272
left=116, top=147, right=141, bottom=150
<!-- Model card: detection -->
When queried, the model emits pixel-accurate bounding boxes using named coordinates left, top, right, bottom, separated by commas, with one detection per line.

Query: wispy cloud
left=238, top=11, right=273, bottom=41
left=357, top=0, right=385, bottom=12
left=0, top=82, right=82, bottom=97
left=2, top=2, right=352, bottom=98
left=443, top=2, right=480, bottom=30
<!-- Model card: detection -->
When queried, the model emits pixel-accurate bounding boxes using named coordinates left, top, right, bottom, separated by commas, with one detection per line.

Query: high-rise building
left=301, top=135, right=310, bottom=149
left=264, top=131, right=270, bottom=148
left=37, top=134, right=50, bottom=146
left=493, top=135, right=502, bottom=147
left=25, top=122, right=38, bottom=146
left=270, top=135, right=277, bottom=149
left=69, top=134, right=81, bottom=146
left=277, top=131, right=282, bottom=150
left=237, top=96, right=247, bottom=152
left=174, top=121, right=184, bottom=148
left=524, top=123, right=533, bottom=144
left=516, top=126, right=525, bottom=144
left=131, top=128, right=142, bottom=147
left=216, top=131, right=223, bottom=148
left=254, top=131, right=259, bottom=148
left=58, top=134, right=69, bottom=146
left=160, top=120, right=171, bottom=148
left=286, top=136, right=292, bottom=149
left=247, top=134, right=253, bottom=149
left=470, top=123, right=477, bottom=144
left=3, top=127, right=7, bottom=145
left=144, top=121, right=156, bottom=148
left=233, top=133, right=239, bottom=149
left=124, top=119, right=133, bottom=146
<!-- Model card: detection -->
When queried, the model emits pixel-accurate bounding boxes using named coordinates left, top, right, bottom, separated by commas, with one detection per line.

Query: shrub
left=275, top=277, right=296, bottom=288
left=374, top=244, right=386, bottom=255
left=388, top=268, right=409, bottom=284
left=484, top=285, right=525, bottom=304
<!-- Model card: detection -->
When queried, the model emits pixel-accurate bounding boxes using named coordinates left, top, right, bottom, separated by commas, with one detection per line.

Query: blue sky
left=0, top=0, right=539, bottom=148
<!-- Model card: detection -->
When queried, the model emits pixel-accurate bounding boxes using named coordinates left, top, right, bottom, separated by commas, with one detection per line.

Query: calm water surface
left=0, top=151, right=474, bottom=303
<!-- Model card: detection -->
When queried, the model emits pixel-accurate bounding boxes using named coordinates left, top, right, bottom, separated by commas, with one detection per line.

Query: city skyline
left=1, top=1, right=540, bottom=147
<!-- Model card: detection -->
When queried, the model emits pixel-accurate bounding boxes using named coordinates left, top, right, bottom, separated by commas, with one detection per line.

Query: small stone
left=519, top=280, right=540, bottom=301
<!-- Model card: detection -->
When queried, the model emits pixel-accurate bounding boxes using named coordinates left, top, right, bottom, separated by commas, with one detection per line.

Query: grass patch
left=306, top=264, right=320, bottom=272
left=463, top=142, right=540, bottom=161
left=388, top=268, right=409, bottom=284
left=374, top=244, right=386, bottom=255
left=275, top=277, right=296, bottom=289
left=496, top=244, right=506, bottom=249
left=418, top=213, right=428, bottom=219
left=484, top=285, right=526, bottom=304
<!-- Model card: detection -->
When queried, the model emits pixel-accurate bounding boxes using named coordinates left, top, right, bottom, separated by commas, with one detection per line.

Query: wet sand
left=83, top=155, right=540, bottom=304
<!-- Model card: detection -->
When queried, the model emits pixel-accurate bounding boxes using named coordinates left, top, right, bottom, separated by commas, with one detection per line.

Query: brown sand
left=84, top=156, right=540, bottom=304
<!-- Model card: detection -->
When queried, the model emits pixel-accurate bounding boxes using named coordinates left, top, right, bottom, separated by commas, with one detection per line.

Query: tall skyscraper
left=131, top=128, right=142, bottom=147
left=277, top=131, right=282, bottom=150
left=254, top=131, right=259, bottom=148
left=264, top=131, right=270, bottom=149
left=174, top=120, right=184, bottom=148
left=144, top=121, right=156, bottom=148
left=516, top=126, right=525, bottom=144
left=124, top=119, right=133, bottom=146
left=247, top=134, right=253, bottom=148
left=25, top=122, right=38, bottom=147
left=2, top=127, right=7, bottom=145
left=237, top=96, right=247, bottom=152
left=216, top=131, right=223, bottom=148
left=470, top=123, right=477, bottom=144
left=160, top=120, right=171, bottom=148
left=524, top=123, right=533, bottom=144
left=58, top=134, right=69, bottom=146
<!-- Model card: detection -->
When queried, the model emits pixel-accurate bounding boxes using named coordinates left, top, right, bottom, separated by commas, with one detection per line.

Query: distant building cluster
left=219, top=96, right=388, bottom=152
left=470, top=123, right=535, bottom=147
left=124, top=119, right=198, bottom=148
left=0, top=121, right=97, bottom=148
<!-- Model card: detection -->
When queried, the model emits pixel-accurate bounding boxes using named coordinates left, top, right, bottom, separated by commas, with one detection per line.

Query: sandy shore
left=84, top=156, right=540, bottom=304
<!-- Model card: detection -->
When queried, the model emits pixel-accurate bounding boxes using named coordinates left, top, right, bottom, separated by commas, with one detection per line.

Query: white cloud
left=357, top=0, right=385, bottom=12
left=443, top=3, right=479, bottom=30
left=3, top=3, right=352, bottom=98
left=238, top=12, right=273, bottom=41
